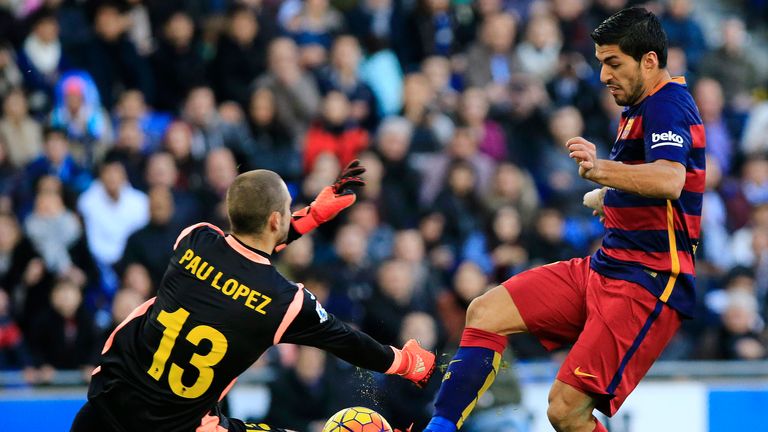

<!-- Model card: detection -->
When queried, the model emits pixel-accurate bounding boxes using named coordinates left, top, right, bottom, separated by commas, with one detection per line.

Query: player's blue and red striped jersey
left=590, top=77, right=705, bottom=317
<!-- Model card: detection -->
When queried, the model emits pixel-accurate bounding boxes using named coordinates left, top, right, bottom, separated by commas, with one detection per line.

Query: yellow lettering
left=179, top=249, right=194, bottom=265
left=244, top=290, right=259, bottom=310
left=185, top=256, right=201, bottom=274
left=232, top=284, right=250, bottom=300
left=211, top=272, right=223, bottom=290
left=221, top=279, right=238, bottom=296
left=254, top=295, right=271, bottom=315
left=196, top=262, right=214, bottom=280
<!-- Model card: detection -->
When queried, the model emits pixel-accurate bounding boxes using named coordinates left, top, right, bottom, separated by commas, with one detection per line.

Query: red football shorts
left=502, top=257, right=682, bottom=416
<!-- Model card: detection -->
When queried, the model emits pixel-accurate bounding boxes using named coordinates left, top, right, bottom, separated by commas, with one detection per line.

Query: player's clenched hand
left=387, top=339, right=436, bottom=388
left=291, top=160, right=366, bottom=235
left=583, top=187, right=607, bottom=224
left=567, top=137, right=600, bottom=180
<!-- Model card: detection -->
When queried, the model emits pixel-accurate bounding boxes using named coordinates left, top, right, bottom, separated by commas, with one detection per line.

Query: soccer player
left=70, top=161, right=436, bottom=432
left=425, top=8, right=705, bottom=432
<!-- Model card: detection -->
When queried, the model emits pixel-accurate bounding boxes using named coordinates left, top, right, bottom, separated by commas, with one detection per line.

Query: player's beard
left=614, top=67, right=646, bottom=106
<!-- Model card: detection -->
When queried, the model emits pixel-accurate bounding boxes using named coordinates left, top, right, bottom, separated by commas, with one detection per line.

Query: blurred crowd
left=0, top=0, right=767, bottom=428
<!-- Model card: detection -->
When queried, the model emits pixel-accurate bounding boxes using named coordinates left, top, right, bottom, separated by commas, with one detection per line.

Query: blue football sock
left=425, top=328, right=506, bottom=431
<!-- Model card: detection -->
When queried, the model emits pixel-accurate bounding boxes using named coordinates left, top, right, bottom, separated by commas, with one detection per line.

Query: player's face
left=595, top=44, right=646, bottom=106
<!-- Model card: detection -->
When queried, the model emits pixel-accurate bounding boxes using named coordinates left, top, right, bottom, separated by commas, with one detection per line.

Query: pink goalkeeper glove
left=385, top=339, right=436, bottom=388
left=291, top=160, right=366, bottom=235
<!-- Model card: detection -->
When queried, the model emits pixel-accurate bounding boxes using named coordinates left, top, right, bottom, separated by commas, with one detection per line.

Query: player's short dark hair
left=226, top=170, right=287, bottom=236
left=590, top=7, right=668, bottom=68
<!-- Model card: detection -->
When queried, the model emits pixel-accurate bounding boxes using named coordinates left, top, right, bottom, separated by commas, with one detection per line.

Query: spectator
left=0, top=135, right=17, bottom=200
left=317, top=35, right=380, bottom=130
left=400, top=72, right=453, bottom=153
left=421, top=56, right=459, bottom=115
left=391, top=229, right=441, bottom=302
left=659, top=0, right=707, bottom=69
left=465, top=13, right=518, bottom=95
left=551, top=0, right=593, bottom=58
left=457, top=87, right=507, bottom=161
left=547, top=52, right=599, bottom=122
left=123, top=0, right=154, bottom=56
left=701, top=155, right=731, bottom=272
left=23, top=186, right=82, bottom=276
left=112, top=90, right=172, bottom=154
left=463, top=205, right=529, bottom=282
left=119, top=262, right=153, bottom=300
left=103, top=287, right=145, bottom=340
left=537, top=105, right=596, bottom=213
left=347, top=200, right=395, bottom=264
left=77, top=157, right=149, bottom=268
left=419, top=127, right=495, bottom=206
left=197, top=147, right=238, bottom=229
left=119, top=185, right=179, bottom=284
left=515, top=14, right=563, bottom=83
left=716, top=291, right=766, bottom=360
left=699, top=17, right=759, bottom=107
left=0, top=212, right=51, bottom=329
left=144, top=151, right=200, bottom=227
left=525, top=207, right=580, bottom=265
left=302, top=151, right=342, bottom=202
left=151, top=11, right=207, bottom=112
left=379, top=312, right=441, bottom=430
left=362, top=259, right=421, bottom=345
left=418, top=210, right=455, bottom=275
left=437, top=261, right=490, bottom=346
left=254, top=37, right=321, bottom=139
left=108, top=119, right=149, bottom=188
left=483, top=162, right=540, bottom=228
left=27, top=277, right=97, bottom=380
left=181, top=86, right=252, bottom=164
left=17, top=8, right=69, bottom=113
left=0, top=289, right=30, bottom=371
left=0, top=88, right=43, bottom=168
left=303, top=91, right=369, bottom=174
left=274, top=235, right=314, bottom=282
left=162, top=120, right=202, bottom=191
left=375, top=117, right=421, bottom=229
left=246, top=87, right=300, bottom=179
left=345, top=0, right=408, bottom=60
left=210, top=6, right=267, bottom=108
left=0, top=43, right=22, bottom=101
left=431, top=160, right=486, bottom=247
left=49, top=71, right=112, bottom=166
left=693, top=78, right=735, bottom=175
left=503, top=73, right=552, bottom=165
left=325, top=224, right=374, bottom=323
left=265, top=346, right=335, bottom=431
left=22, top=127, right=92, bottom=207
left=282, top=0, right=345, bottom=70
left=741, top=99, right=768, bottom=156
left=729, top=204, right=768, bottom=269
left=402, top=0, right=472, bottom=66
left=69, top=2, right=154, bottom=109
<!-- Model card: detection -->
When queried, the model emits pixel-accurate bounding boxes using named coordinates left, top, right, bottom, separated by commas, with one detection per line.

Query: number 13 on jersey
left=147, top=307, right=229, bottom=398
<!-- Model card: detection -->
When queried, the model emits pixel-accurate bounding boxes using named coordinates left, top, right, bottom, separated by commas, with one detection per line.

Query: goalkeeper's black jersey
left=88, top=223, right=394, bottom=432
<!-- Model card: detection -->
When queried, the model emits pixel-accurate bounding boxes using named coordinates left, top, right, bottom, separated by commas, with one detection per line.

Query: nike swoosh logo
left=448, top=359, right=462, bottom=366
left=574, top=367, right=597, bottom=378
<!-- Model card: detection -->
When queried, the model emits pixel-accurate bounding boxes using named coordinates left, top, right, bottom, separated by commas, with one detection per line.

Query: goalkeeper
left=70, top=160, right=435, bottom=432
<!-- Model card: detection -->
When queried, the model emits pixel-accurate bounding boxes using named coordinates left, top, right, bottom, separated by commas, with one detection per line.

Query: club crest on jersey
left=315, top=302, right=328, bottom=323
left=619, top=117, right=635, bottom=140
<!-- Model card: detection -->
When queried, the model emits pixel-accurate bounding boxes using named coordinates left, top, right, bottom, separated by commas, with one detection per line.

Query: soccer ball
left=322, top=406, right=393, bottom=432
